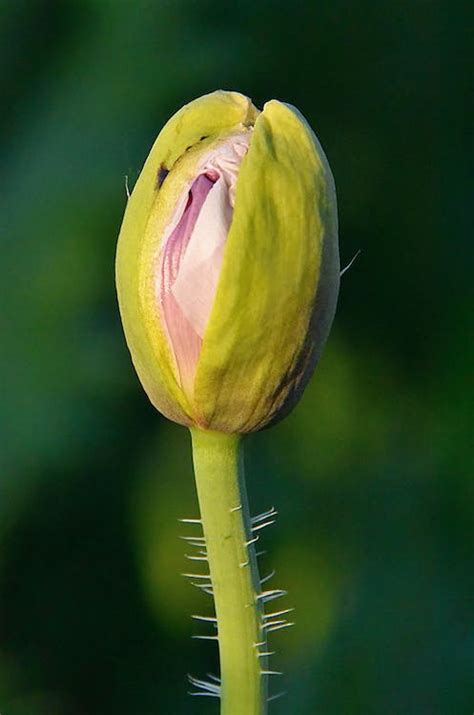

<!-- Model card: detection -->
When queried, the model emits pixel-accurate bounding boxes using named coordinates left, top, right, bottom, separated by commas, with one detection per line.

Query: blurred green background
left=1, top=1, right=471, bottom=713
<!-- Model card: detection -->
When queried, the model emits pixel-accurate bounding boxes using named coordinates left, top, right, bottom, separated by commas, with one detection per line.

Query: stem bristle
left=263, top=608, right=294, bottom=619
left=182, top=573, right=211, bottom=579
left=265, top=622, right=295, bottom=634
left=251, top=507, right=278, bottom=525
left=188, top=673, right=221, bottom=698
left=267, top=691, right=287, bottom=703
left=191, top=615, right=217, bottom=623
left=192, top=634, right=219, bottom=641
left=185, top=553, right=208, bottom=561
left=257, top=589, right=287, bottom=603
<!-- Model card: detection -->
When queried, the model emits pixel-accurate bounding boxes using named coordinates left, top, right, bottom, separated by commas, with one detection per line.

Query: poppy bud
left=116, top=90, right=339, bottom=433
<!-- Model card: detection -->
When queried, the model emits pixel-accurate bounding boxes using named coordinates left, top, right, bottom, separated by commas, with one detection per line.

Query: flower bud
left=116, top=90, right=339, bottom=433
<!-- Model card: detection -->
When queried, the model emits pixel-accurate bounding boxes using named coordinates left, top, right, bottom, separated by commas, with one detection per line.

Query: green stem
left=190, top=428, right=268, bottom=715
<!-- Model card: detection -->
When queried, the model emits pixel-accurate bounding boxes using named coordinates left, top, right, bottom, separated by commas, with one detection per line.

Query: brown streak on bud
left=156, top=163, right=169, bottom=189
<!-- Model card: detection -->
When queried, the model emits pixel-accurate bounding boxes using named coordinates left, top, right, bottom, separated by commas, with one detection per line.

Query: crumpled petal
left=160, top=174, right=216, bottom=394
left=172, top=176, right=232, bottom=337
left=159, top=133, right=250, bottom=395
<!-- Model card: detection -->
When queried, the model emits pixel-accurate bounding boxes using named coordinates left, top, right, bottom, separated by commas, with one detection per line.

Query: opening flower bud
left=116, top=91, right=340, bottom=433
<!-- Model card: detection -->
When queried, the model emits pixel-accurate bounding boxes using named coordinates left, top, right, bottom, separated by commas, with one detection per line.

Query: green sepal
left=193, top=100, right=340, bottom=432
left=116, top=91, right=259, bottom=425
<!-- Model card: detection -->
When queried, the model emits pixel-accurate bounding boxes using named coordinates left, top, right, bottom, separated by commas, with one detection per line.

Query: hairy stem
left=190, top=428, right=268, bottom=715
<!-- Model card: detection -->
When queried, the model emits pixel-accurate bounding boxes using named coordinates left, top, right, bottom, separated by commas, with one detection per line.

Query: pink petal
left=172, top=176, right=232, bottom=337
left=160, top=175, right=216, bottom=395
left=159, top=132, right=250, bottom=396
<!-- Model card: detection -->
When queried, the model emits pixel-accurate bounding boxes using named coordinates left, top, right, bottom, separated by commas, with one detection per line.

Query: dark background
left=1, top=1, right=472, bottom=713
